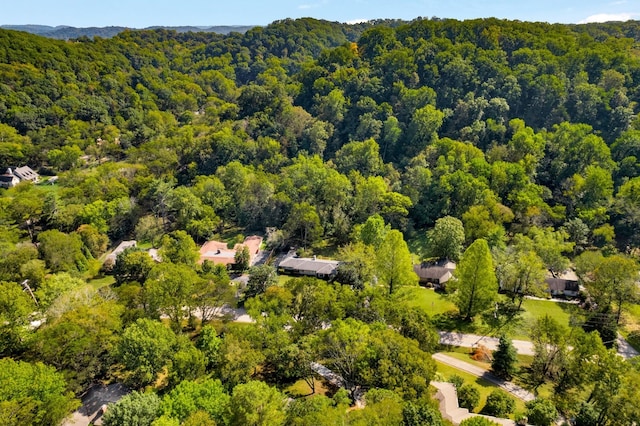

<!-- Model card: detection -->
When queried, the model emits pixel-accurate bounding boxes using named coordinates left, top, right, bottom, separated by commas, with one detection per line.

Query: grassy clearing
left=284, top=378, right=331, bottom=398
left=396, top=286, right=457, bottom=317
left=86, top=275, right=115, bottom=290
left=435, top=361, right=526, bottom=416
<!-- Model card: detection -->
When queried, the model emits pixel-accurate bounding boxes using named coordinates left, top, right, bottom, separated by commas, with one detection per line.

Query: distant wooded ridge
left=0, top=24, right=257, bottom=39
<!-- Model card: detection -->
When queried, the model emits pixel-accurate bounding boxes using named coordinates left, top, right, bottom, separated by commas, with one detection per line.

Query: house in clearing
left=199, top=235, right=263, bottom=267
left=12, top=166, right=40, bottom=183
left=277, top=255, right=340, bottom=280
left=545, top=269, right=580, bottom=298
left=0, top=171, right=20, bottom=188
left=106, top=240, right=138, bottom=263
left=413, top=259, right=456, bottom=290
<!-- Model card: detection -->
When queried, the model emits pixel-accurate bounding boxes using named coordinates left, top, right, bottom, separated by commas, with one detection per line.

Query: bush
left=459, top=417, right=501, bottom=426
left=481, top=390, right=515, bottom=417
left=526, top=398, right=557, bottom=426
left=457, top=384, right=480, bottom=411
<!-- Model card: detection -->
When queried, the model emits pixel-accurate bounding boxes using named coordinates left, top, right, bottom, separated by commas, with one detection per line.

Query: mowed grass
left=511, top=299, right=577, bottom=340
left=435, top=361, right=526, bottom=416
left=396, top=286, right=457, bottom=316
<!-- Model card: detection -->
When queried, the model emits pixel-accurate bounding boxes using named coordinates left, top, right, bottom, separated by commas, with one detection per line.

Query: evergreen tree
left=491, top=335, right=518, bottom=380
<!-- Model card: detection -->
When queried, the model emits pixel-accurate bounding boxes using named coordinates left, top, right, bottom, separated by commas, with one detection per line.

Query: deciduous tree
left=454, top=239, right=498, bottom=321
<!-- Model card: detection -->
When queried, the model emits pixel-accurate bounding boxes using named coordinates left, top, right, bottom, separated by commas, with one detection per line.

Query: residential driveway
left=616, top=333, right=640, bottom=359
left=63, top=383, right=129, bottom=426
left=439, top=331, right=535, bottom=356
left=432, top=353, right=535, bottom=402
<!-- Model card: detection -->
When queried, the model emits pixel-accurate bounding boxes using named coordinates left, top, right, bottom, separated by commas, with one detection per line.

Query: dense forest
left=2, top=17, right=640, bottom=425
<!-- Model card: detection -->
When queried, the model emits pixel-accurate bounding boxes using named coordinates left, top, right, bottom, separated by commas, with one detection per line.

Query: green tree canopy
left=454, top=238, right=498, bottom=321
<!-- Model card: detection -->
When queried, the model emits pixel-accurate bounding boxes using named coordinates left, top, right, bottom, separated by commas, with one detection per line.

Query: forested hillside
left=1, top=17, right=640, bottom=425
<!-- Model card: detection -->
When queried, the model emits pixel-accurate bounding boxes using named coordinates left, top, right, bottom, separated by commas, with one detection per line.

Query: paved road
left=433, top=353, right=535, bottom=402
left=439, top=330, right=639, bottom=360
left=439, top=331, right=535, bottom=356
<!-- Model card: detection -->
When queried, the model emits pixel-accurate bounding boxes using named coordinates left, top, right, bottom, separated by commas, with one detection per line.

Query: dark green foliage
left=245, top=264, right=278, bottom=299
left=402, top=400, right=443, bottom=426
left=457, top=384, right=481, bottom=411
left=491, top=335, right=518, bottom=380
left=481, top=390, right=515, bottom=417
left=525, top=398, right=558, bottom=426
left=459, top=417, right=501, bottom=426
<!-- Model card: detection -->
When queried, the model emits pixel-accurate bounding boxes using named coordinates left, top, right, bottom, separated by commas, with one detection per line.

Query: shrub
left=481, top=390, right=515, bottom=417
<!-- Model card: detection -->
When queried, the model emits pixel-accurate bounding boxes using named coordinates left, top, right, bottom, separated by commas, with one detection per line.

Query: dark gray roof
left=278, top=256, right=340, bottom=275
left=545, top=277, right=579, bottom=292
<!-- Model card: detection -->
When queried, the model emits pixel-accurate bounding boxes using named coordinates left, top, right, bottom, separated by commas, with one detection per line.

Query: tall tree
left=375, top=229, right=418, bottom=295
left=454, top=239, right=498, bottom=321
left=491, top=335, right=518, bottom=380
left=427, top=215, right=466, bottom=261
left=0, top=358, right=79, bottom=426
left=229, top=381, right=286, bottom=426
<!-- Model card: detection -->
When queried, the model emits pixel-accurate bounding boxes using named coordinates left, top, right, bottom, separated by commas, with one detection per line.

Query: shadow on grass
left=432, top=311, right=485, bottom=334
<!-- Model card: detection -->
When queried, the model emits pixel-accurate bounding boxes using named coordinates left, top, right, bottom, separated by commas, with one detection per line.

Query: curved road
left=432, top=353, right=535, bottom=402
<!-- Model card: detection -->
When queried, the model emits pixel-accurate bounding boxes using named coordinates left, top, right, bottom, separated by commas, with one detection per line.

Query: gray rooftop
left=278, top=256, right=340, bottom=275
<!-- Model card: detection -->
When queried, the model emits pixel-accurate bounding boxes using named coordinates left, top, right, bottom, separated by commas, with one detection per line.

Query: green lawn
left=435, top=361, right=526, bottom=416
left=86, top=275, right=115, bottom=290
left=396, top=286, right=457, bottom=316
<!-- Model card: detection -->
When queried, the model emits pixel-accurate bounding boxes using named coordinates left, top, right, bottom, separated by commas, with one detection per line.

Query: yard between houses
left=434, top=360, right=527, bottom=417
left=400, top=285, right=578, bottom=341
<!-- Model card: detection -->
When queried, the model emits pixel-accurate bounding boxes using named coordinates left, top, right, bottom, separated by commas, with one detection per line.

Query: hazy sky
left=2, top=0, right=639, bottom=27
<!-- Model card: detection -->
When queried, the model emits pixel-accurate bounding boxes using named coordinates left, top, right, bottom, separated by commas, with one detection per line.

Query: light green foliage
left=427, top=215, right=465, bottom=261
left=217, top=330, right=266, bottom=389
left=116, top=318, right=178, bottom=388
left=37, top=229, right=88, bottom=273
left=161, top=378, right=229, bottom=424
left=336, top=241, right=376, bottom=289
left=145, top=262, right=200, bottom=332
left=334, top=138, right=383, bottom=177
left=454, top=239, right=498, bottom=321
left=286, top=394, right=347, bottom=425
left=459, top=417, right=501, bottom=426
left=356, top=214, right=389, bottom=248
left=159, top=230, right=199, bottom=266
left=493, top=245, right=546, bottom=308
left=529, top=315, right=569, bottom=385
left=32, top=300, right=123, bottom=392
left=113, top=248, right=155, bottom=285
left=35, top=272, right=86, bottom=310
left=102, top=391, right=162, bottom=426
left=167, top=339, right=206, bottom=387
left=75, top=224, right=109, bottom=258
left=0, top=281, right=35, bottom=356
left=346, top=388, right=404, bottom=425
left=230, top=381, right=286, bottom=426
left=0, top=358, right=79, bottom=426
left=376, top=229, right=418, bottom=295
